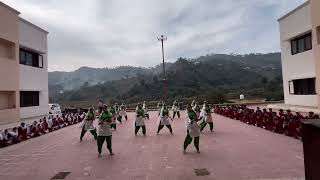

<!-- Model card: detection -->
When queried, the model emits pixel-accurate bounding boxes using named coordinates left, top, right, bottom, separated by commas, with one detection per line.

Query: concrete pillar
left=310, top=0, right=320, bottom=109
left=302, top=119, right=320, bottom=180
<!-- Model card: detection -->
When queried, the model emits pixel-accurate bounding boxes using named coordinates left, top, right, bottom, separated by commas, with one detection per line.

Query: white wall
left=279, top=2, right=318, bottom=107
left=19, top=19, right=49, bottom=119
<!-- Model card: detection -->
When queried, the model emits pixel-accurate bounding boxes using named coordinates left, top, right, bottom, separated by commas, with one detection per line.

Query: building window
left=20, top=91, right=39, bottom=107
left=19, top=48, right=43, bottom=68
left=289, top=78, right=316, bottom=95
left=291, top=33, right=312, bottom=55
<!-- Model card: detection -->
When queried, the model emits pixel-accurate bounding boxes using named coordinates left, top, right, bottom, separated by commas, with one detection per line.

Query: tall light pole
left=157, top=35, right=167, bottom=102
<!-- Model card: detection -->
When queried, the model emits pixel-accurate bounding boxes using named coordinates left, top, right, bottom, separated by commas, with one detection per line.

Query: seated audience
left=214, top=105, right=314, bottom=140
left=0, top=110, right=93, bottom=148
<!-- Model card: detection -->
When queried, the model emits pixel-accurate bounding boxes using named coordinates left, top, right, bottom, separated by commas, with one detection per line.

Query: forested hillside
left=49, top=53, right=283, bottom=105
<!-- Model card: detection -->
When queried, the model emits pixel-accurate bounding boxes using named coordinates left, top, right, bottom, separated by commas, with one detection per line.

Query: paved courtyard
left=0, top=111, right=304, bottom=180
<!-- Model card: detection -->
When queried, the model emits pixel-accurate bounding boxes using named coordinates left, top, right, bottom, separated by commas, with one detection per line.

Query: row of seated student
left=214, top=105, right=319, bottom=140
left=0, top=112, right=85, bottom=148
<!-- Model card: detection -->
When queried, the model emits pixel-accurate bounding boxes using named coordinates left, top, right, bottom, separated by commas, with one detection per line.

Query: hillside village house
left=272, top=0, right=320, bottom=112
left=0, top=2, right=48, bottom=125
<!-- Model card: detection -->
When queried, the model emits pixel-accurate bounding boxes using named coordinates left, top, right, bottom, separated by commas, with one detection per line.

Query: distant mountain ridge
left=49, top=53, right=283, bottom=104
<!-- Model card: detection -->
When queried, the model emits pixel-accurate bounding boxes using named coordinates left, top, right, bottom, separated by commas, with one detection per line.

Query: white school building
left=273, top=0, right=320, bottom=112
left=0, top=2, right=49, bottom=125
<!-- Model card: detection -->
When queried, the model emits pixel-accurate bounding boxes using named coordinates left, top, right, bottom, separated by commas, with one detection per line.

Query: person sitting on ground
left=264, top=113, right=273, bottom=131
left=36, top=122, right=46, bottom=135
left=54, top=116, right=61, bottom=129
left=42, top=118, right=49, bottom=132
left=0, top=131, right=6, bottom=147
left=18, top=122, right=28, bottom=140
left=247, top=109, right=256, bottom=125
left=58, top=116, right=65, bottom=128
left=271, top=112, right=279, bottom=132
left=31, top=121, right=39, bottom=135
left=295, top=112, right=304, bottom=120
left=279, top=109, right=285, bottom=118
left=30, top=125, right=40, bottom=138
left=0, top=130, right=10, bottom=147
left=1, top=129, right=17, bottom=145
left=287, top=112, right=303, bottom=139
left=72, top=114, right=77, bottom=124
left=8, top=127, right=20, bottom=144
left=75, top=114, right=81, bottom=123
left=306, top=111, right=316, bottom=119
left=26, top=124, right=31, bottom=136
left=285, top=110, right=294, bottom=120
left=282, top=110, right=293, bottom=135
left=256, top=107, right=262, bottom=114
left=47, top=116, right=53, bottom=131
left=65, top=115, right=72, bottom=126
left=76, top=114, right=81, bottom=124
left=256, top=112, right=263, bottom=127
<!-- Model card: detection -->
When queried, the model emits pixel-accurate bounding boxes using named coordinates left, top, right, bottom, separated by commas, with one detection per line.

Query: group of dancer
left=80, top=99, right=215, bottom=156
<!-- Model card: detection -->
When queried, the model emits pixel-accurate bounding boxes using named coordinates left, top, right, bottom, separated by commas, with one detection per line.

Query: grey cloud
left=1, top=0, right=306, bottom=71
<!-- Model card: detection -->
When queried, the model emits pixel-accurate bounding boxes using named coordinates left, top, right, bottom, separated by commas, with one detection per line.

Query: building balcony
left=0, top=108, right=19, bottom=125
left=0, top=37, right=16, bottom=60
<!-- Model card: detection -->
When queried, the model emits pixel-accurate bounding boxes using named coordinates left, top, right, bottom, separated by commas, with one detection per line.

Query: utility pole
left=157, top=35, right=167, bottom=102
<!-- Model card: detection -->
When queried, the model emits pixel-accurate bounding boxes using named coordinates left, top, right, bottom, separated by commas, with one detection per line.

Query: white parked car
left=49, top=104, right=61, bottom=115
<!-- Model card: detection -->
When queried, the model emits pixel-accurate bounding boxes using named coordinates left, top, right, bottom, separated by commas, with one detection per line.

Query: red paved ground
left=0, top=111, right=304, bottom=180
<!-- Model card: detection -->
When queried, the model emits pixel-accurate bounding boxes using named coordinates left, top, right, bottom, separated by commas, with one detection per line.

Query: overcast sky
left=3, top=0, right=305, bottom=72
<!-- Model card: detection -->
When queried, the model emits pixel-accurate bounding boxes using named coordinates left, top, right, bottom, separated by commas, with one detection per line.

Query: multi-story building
left=278, top=0, right=320, bottom=110
left=0, top=2, right=48, bottom=125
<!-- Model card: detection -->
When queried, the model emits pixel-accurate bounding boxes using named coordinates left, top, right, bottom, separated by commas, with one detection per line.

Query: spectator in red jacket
left=36, top=122, right=46, bottom=135
left=30, top=125, right=40, bottom=138
left=18, top=122, right=28, bottom=140
left=42, top=118, right=49, bottom=132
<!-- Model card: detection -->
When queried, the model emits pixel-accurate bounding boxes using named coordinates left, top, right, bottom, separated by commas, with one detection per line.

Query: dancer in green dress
left=143, top=101, right=149, bottom=120
left=184, top=104, right=200, bottom=153
left=172, top=100, right=180, bottom=119
left=97, top=105, right=114, bottom=156
left=193, top=102, right=201, bottom=118
left=135, top=103, right=146, bottom=135
left=157, top=104, right=173, bottom=135
left=157, top=100, right=163, bottom=116
left=119, top=103, right=127, bottom=121
left=200, top=101, right=214, bottom=132
left=109, top=104, right=117, bottom=130
left=80, top=108, right=97, bottom=141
